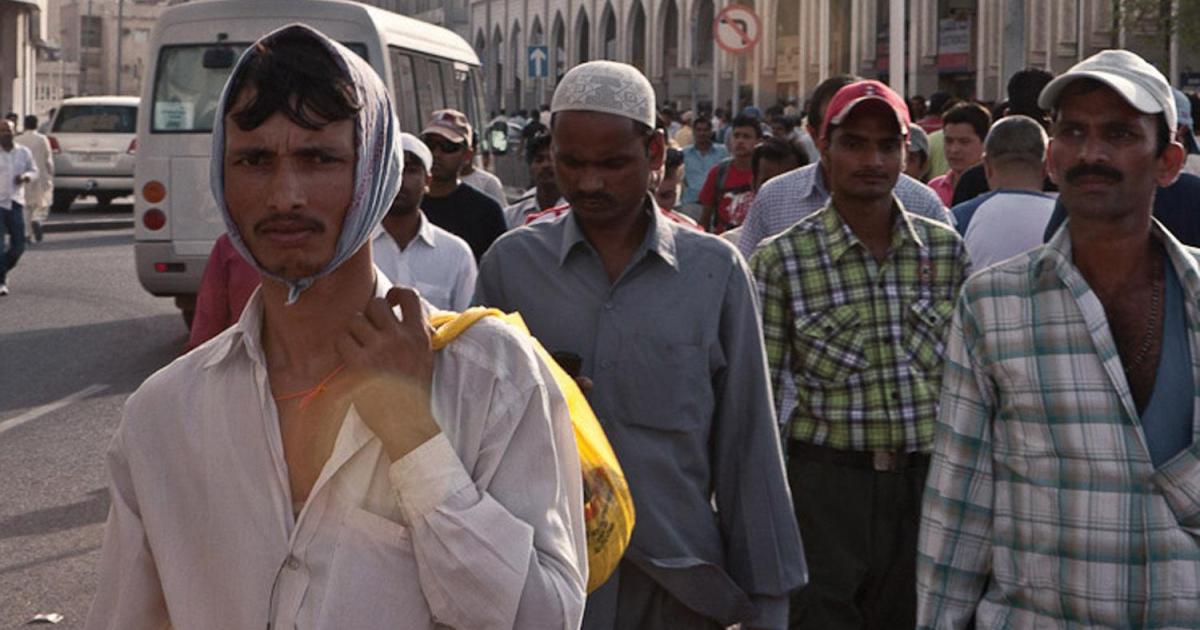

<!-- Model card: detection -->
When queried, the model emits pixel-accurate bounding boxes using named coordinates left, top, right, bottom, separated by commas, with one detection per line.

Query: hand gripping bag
left=429, top=307, right=635, bottom=592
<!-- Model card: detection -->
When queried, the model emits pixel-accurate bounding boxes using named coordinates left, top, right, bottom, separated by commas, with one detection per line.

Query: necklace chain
left=1124, top=253, right=1163, bottom=374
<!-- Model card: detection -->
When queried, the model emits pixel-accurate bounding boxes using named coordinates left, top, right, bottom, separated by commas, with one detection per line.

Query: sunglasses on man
left=422, top=136, right=467, bottom=154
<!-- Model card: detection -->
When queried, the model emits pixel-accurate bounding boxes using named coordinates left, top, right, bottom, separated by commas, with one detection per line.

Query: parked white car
left=48, top=96, right=139, bottom=212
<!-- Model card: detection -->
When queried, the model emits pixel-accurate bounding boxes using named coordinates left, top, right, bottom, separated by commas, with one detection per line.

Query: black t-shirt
left=421, top=183, right=507, bottom=261
left=1042, top=172, right=1200, bottom=246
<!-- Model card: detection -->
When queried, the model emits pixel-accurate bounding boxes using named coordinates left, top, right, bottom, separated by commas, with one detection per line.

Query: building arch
left=510, top=19, right=523, bottom=110
left=552, top=11, right=566, bottom=82
left=627, top=0, right=647, bottom=72
left=574, top=8, right=591, bottom=66
left=491, top=24, right=504, bottom=111
left=659, top=0, right=680, bottom=81
left=600, top=2, right=617, bottom=61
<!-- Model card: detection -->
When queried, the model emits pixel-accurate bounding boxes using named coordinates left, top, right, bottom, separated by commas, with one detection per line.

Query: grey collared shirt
left=474, top=202, right=806, bottom=629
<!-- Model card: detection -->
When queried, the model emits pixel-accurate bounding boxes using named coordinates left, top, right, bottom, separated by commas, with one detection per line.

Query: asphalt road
left=0, top=201, right=186, bottom=629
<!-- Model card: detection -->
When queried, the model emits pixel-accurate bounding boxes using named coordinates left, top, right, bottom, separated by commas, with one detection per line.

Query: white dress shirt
left=0, top=144, right=36, bottom=209
left=86, top=279, right=587, bottom=630
left=15, top=131, right=54, bottom=208
left=371, top=213, right=478, bottom=311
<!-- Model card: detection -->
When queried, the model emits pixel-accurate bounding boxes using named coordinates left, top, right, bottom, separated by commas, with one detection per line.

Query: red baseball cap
left=820, top=80, right=911, bottom=143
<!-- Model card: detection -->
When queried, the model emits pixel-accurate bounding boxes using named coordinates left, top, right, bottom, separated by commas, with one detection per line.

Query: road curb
left=41, top=219, right=134, bottom=233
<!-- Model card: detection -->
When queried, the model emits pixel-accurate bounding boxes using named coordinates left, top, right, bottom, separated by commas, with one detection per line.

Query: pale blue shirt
left=681, top=143, right=729, bottom=205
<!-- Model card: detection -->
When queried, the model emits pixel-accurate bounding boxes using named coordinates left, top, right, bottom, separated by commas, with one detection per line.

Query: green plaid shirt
left=918, top=222, right=1200, bottom=629
left=750, top=199, right=970, bottom=452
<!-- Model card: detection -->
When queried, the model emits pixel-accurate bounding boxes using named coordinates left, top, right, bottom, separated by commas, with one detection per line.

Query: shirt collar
left=202, top=273, right=399, bottom=370
left=371, top=212, right=436, bottom=250
left=558, top=194, right=679, bottom=271
left=1038, top=216, right=1200, bottom=296
left=820, top=195, right=924, bottom=262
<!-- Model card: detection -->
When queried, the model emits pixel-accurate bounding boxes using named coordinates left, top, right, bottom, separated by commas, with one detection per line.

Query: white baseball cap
left=400, top=132, right=433, bottom=173
left=1038, top=49, right=1177, bottom=131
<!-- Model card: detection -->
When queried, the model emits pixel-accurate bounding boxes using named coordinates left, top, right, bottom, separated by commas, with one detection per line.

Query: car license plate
left=76, top=153, right=115, bottom=164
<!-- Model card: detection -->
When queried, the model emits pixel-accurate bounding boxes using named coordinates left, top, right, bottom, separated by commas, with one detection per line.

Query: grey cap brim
left=1039, top=69, right=1175, bottom=130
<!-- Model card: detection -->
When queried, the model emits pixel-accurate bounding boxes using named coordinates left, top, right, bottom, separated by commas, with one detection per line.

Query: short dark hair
left=928, top=91, right=953, bottom=115
left=693, top=116, right=713, bottom=130
left=225, top=29, right=362, bottom=131
left=525, top=131, right=552, bottom=165
left=806, top=75, right=859, bottom=134
left=1006, top=68, right=1054, bottom=118
left=752, top=137, right=810, bottom=180
left=730, top=114, right=763, bottom=137
left=24, top=115, right=37, bottom=130
left=943, top=102, right=992, bottom=142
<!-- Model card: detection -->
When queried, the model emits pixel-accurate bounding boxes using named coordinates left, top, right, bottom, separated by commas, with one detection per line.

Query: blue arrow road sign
left=528, top=46, right=549, bottom=78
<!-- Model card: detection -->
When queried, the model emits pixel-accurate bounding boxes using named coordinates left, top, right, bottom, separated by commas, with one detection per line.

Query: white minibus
left=134, top=0, right=486, bottom=324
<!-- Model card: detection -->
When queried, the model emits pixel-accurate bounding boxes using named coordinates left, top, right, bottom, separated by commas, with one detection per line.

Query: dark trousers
left=582, top=560, right=723, bottom=630
left=787, top=441, right=929, bottom=630
left=0, top=202, right=26, bottom=284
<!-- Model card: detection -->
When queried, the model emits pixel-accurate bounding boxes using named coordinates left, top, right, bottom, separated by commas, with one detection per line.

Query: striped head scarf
left=209, top=23, right=402, bottom=304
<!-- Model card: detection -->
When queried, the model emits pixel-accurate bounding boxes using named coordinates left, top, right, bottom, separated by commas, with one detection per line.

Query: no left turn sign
left=714, top=4, right=762, bottom=54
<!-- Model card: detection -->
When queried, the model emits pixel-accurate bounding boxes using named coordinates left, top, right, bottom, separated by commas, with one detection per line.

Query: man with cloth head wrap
left=85, top=24, right=585, bottom=630
left=475, top=60, right=806, bottom=630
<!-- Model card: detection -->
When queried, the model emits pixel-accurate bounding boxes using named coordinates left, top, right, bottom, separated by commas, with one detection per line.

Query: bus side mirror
left=203, top=47, right=236, bottom=69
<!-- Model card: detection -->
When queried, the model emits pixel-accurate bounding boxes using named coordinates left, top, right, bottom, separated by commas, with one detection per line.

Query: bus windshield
left=151, top=43, right=367, bottom=133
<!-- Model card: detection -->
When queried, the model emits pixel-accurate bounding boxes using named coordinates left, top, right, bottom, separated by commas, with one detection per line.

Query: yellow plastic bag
left=429, top=307, right=635, bottom=593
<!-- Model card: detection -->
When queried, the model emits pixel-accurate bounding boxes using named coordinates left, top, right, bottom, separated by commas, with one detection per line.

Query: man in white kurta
left=85, top=24, right=585, bottom=630
left=15, top=115, right=53, bottom=241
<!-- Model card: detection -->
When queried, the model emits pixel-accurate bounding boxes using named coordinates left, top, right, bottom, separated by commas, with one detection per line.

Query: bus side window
left=388, top=48, right=420, bottom=132
left=442, top=63, right=461, bottom=112
left=411, top=56, right=436, bottom=124
left=430, top=61, right=449, bottom=112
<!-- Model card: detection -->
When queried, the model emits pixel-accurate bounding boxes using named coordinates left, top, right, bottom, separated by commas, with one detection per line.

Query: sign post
left=527, top=45, right=549, bottom=79
left=714, top=4, right=761, bottom=114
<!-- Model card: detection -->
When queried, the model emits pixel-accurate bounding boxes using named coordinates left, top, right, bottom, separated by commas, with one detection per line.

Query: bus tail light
left=142, top=180, right=166, bottom=203
left=143, top=208, right=167, bottom=231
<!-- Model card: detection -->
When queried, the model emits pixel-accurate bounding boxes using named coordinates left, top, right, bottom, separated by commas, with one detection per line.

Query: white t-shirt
left=461, top=168, right=507, bottom=206
left=371, top=213, right=478, bottom=311
left=961, top=189, right=1057, bottom=269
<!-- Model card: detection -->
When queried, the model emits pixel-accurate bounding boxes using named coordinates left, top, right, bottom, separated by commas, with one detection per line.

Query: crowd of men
left=63, top=20, right=1200, bottom=630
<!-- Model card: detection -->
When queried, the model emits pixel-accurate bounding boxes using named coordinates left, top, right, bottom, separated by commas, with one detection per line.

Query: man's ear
left=1155, top=140, right=1186, bottom=189
left=1045, top=139, right=1061, bottom=187
left=648, top=129, right=666, bottom=171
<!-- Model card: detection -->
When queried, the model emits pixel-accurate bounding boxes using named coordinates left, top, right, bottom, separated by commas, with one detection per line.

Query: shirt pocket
left=317, top=507, right=430, bottom=628
left=794, top=305, right=868, bottom=384
left=413, top=280, right=454, bottom=312
left=903, top=298, right=955, bottom=375
left=620, top=334, right=711, bottom=433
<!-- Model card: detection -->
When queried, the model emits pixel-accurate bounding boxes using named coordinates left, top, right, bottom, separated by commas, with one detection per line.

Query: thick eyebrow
left=293, top=145, right=351, bottom=160
left=228, top=147, right=274, bottom=162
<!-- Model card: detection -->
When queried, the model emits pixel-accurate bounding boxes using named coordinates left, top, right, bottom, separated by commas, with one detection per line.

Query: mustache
left=572, top=193, right=616, bottom=206
left=1066, top=163, right=1123, bottom=184
left=253, top=213, right=326, bottom=235
left=851, top=169, right=890, bottom=179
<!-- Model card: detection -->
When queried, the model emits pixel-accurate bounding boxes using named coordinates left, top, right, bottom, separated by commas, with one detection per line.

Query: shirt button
left=600, top=360, right=612, bottom=368
left=890, top=391, right=899, bottom=401
left=604, top=303, right=615, bottom=311
left=284, top=554, right=301, bottom=570
left=883, top=335, right=894, bottom=344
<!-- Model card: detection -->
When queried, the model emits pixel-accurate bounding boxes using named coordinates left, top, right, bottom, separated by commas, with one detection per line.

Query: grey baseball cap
left=1038, top=49, right=1177, bottom=131
left=907, top=123, right=930, bottom=156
